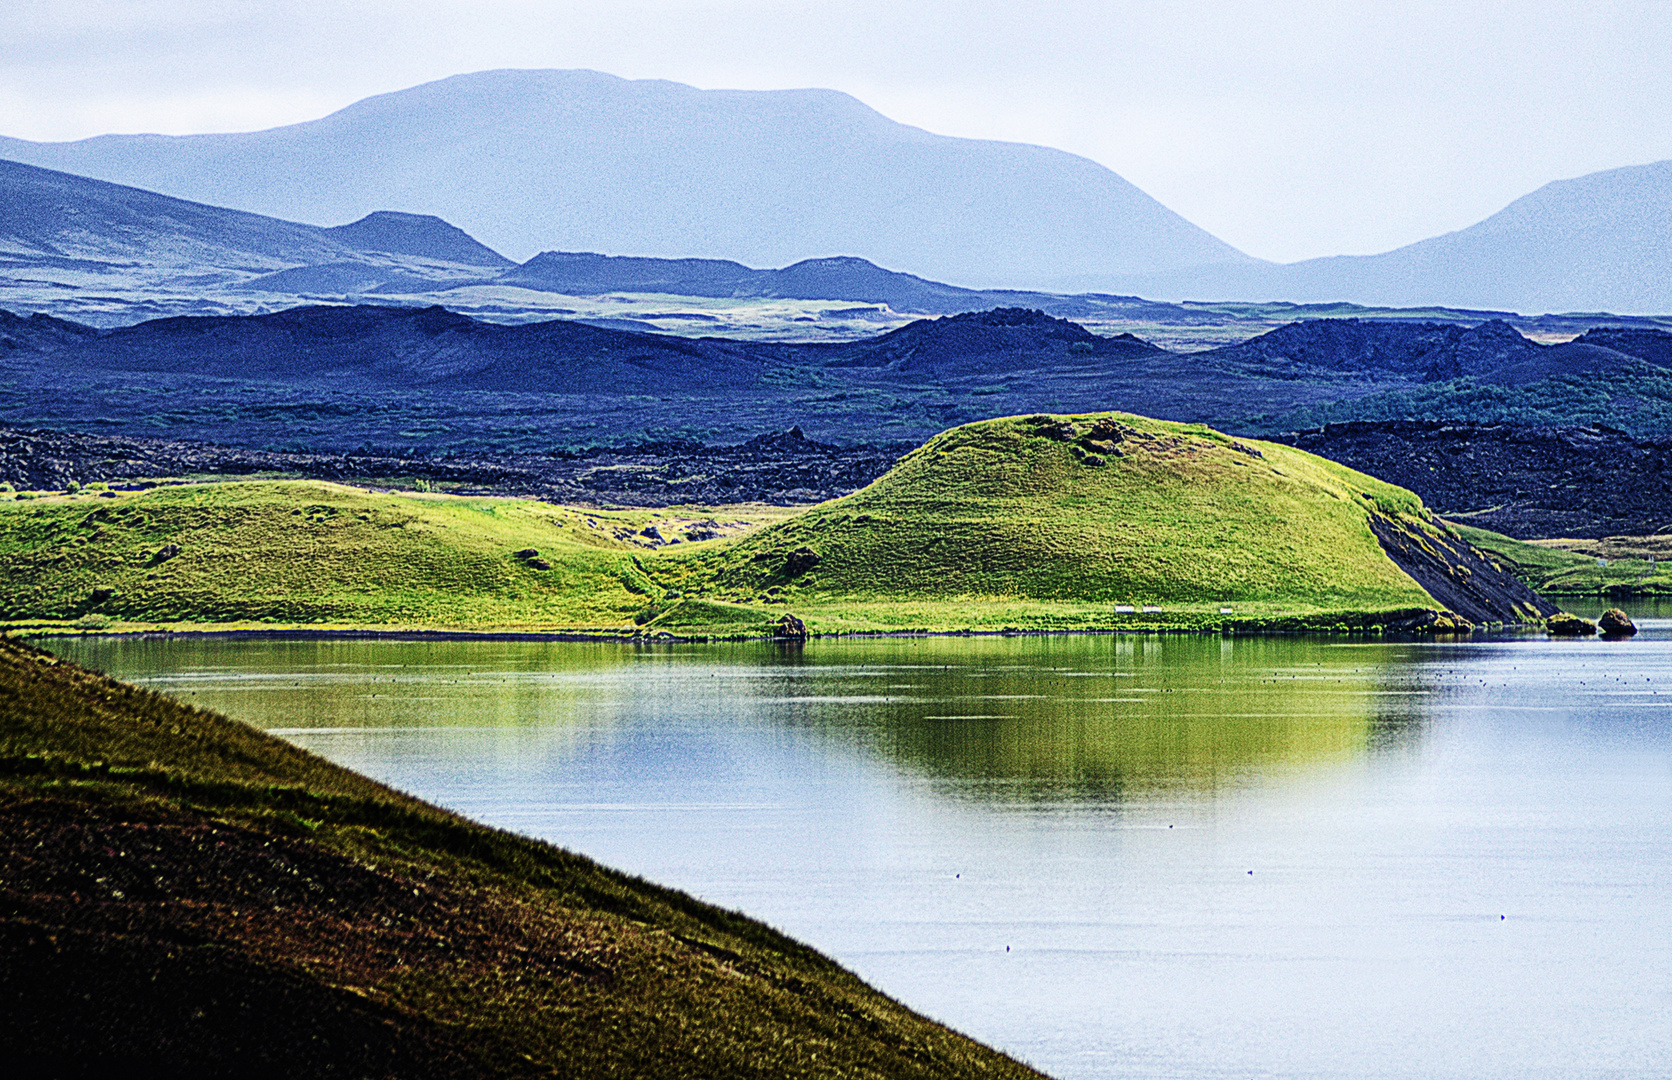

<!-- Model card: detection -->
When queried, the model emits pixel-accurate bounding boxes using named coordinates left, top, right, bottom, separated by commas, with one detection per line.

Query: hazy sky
left=5, top=1, right=1670, bottom=262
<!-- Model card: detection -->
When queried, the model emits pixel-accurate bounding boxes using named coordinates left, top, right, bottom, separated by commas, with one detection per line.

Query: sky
left=4, top=0, right=1671, bottom=263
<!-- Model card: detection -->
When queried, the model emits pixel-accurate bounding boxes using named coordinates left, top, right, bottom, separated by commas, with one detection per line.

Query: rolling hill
left=4, top=304, right=1672, bottom=458
left=666, top=412, right=1553, bottom=633
left=33, top=303, right=766, bottom=393
left=0, top=68, right=1253, bottom=292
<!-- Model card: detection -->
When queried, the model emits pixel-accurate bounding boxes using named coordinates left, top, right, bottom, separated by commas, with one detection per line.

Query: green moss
left=1452, top=524, right=1672, bottom=597
left=0, top=482, right=785, bottom=632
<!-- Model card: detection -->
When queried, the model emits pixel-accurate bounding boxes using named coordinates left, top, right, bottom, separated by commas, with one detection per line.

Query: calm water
left=55, top=622, right=1672, bottom=1080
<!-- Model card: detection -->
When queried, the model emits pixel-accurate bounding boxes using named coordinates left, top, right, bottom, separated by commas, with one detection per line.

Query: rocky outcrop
left=784, top=548, right=822, bottom=577
left=1598, top=608, right=1638, bottom=636
left=0, top=424, right=905, bottom=509
left=773, top=613, right=809, bottom=641
left=1367, top=512, right=1558, bottom=625
left=1547, top=612, right=1598, bottom=636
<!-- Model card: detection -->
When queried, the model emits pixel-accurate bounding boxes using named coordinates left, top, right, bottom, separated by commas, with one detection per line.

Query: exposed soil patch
left=1367, top=513, right=1558, bottom=625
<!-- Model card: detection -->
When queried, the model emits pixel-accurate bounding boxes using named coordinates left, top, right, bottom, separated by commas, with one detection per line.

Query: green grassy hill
left=0, top=633, right=1045, bottom=1077
left=657, top=413, right=1464, bottom=633
left=0, top=413, right=1544, bottom=637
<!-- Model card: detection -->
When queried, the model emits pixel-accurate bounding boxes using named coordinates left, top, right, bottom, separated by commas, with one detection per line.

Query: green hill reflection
left=760, top=635, right=1425, bottom=800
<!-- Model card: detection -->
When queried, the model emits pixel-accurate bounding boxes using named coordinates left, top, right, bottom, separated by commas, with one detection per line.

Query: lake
left=54, top=617, right=1672, bottom=1080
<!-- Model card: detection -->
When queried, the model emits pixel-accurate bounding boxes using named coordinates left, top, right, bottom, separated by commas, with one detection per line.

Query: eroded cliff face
left=1368, top=512, right=1558, bottom=626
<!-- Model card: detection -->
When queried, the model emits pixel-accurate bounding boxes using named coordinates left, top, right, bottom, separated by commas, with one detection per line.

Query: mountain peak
left=0, top=68, right=1249, bottom=289
left=323, top=211, right=511, bottom=267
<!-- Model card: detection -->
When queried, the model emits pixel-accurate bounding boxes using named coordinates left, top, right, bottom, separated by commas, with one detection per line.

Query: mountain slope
left=1276, top=160, right=1672, bottom=313
left=0, top=158, right=508, bottom=312
left=1119, top=160, right=1672, bottom=314
left=0, top=69, right=1253, bottom=291
left=0, top=157, right=351, bottom=271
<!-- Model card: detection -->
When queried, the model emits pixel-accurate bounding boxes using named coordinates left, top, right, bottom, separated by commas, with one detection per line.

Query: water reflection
left=753, top=636, right=1427, bottom=802
left=59, top=632, right=1438, bottom=804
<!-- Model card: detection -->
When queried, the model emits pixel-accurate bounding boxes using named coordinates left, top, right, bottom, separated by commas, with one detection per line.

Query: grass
left=1452, top=524, right=1672, bottom=597
left=0, top=412, right=1481, bottom=638
left=0, top=631, right=1047, bottom=1077
left=0, top=481, right=791, bottom=633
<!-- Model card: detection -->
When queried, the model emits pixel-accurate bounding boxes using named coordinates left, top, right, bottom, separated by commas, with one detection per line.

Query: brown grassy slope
left=0, top=634, right=1046, bottom=1080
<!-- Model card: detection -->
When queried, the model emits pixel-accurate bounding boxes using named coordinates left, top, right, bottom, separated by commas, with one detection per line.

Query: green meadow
left=0, top=413, right=1487, bottom=637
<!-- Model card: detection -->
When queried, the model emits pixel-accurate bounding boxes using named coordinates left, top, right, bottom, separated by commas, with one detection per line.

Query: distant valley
left=4, top=74, right=1671, bottom=553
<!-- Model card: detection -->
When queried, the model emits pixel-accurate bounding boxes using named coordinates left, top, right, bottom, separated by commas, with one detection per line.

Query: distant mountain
left=0, top=309, right=98, bottom=353
left=0, top=158, right=515, bottom=323
left=0, top=158, right=507, bottom=278
left=0, top=157, right=348, bottom=272
left=323, top=211, right=511, bottom=268
left=9, top=302, right=1668, bottom=432
left=0, top=69, right=1254, bottom=291
left=1282, top=160, right=1672, bottom=314
left=506, top=252, right=1045, bottom=313
left=828, top=307, right=1162, bottom=376
left=1123, top=160, right=1672, bottom=315
left=52, top=304, right=763, bottom=393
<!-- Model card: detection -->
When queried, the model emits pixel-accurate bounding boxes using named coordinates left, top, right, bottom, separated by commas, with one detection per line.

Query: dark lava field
left=4, top=303, right=1671, bottom=536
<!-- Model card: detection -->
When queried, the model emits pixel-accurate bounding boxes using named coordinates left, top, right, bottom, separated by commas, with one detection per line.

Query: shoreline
left=9, top=615, right=1561, bottom=645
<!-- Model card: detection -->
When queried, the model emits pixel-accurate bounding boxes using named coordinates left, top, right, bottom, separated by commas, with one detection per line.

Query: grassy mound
left=666, top=413, right=1444, bottom=632
left=0, top=633, right=1044, bottom=1077
left=0, top=481, right=786, bottom=632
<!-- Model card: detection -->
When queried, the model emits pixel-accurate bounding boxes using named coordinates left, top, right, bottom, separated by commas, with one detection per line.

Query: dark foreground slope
left=0, top=634, right=1044, bottom=1078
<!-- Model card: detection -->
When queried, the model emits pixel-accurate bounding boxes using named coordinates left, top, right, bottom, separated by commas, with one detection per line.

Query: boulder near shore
left=1599, top=608, right=1638, bottom=636
left=1546, top=612, right=1599, bottom=636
